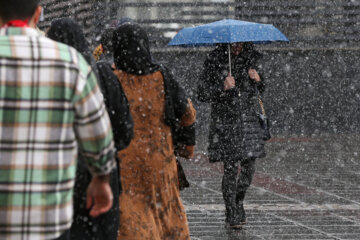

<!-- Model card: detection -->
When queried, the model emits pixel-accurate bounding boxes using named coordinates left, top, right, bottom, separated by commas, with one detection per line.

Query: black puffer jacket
left=197, top=44, right=266, bottom=163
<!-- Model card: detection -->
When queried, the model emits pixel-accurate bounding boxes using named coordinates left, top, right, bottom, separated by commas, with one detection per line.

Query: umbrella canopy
left=168, top=19, right=289, bottom=46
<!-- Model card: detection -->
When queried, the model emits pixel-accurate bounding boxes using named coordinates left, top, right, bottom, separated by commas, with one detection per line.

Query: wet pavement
left=180, top=134, right=360, bottom=240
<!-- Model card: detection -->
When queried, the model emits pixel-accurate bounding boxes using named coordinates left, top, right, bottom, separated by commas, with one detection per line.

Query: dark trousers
left=222, top=158, right=256, bottom=213
left=70, top=159, right=120, bottom=240
left=54, top=230, right=70, bottom=240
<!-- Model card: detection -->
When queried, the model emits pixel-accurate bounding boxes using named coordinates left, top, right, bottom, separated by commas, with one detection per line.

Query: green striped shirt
left=0, top=27, right=116, bottom=240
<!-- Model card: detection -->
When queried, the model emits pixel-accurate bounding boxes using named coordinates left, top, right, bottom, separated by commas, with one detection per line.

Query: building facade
left=39, top=0, right=360, bottom=141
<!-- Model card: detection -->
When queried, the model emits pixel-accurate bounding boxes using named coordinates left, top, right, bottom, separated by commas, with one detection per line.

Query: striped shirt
left=0, top=27, right=116, bottom=240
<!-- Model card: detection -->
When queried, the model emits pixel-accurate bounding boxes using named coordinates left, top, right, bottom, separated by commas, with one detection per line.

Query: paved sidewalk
left=180, top=134, right=360, bottom=240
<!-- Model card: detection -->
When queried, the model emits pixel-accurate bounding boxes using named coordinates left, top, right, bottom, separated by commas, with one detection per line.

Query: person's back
left=0, top=1, right=116, bottom=239
left=47, top=18, right=134, bottom=240
left=112, top=23, right=195, bottom=240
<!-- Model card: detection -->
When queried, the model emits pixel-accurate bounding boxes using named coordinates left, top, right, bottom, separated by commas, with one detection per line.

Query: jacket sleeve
left=256, top=72, right=266, bottom=94
left=247, top=58, right=266, bottom=94
left=96, top=61, right=134, bottom=151
left=197, top=58, right=238, bottom=104
left=248, top=67, right=266, bottom=96
left=73, top=66, right=116, bottom=176
left=161, top=66, right=197, bottom=159
left=174, top=98, right=196, bottom=158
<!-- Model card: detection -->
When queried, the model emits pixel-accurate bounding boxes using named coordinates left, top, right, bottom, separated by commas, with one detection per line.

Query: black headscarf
left=47, top=18, right=93, bottom=64
left=112, top=23, right=160, bottom=75
left=241, top=42, right=263, bottom=68
left=210, top=42, right=262, bottom=70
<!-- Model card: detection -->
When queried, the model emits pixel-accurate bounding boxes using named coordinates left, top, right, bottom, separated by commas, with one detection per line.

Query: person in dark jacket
left=197, top=42, right=266, bottom=229
left=47, top=18, right=134, bottom=240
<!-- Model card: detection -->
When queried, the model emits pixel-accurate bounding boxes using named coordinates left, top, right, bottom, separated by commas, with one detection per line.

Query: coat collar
left=0, top=27, right=42, bottom=37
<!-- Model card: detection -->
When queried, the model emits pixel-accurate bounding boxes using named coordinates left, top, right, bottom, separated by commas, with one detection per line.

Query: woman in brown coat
left=112, top=23, right=196, bottom=240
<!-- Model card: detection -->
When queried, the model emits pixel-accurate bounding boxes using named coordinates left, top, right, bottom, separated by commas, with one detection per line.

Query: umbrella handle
left=228, top=44, right=232, bottom=76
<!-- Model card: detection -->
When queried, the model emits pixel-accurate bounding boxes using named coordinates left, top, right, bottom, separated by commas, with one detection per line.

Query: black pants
left=222, top=158, right=256, bottom=213
left=54, top=230, right=70, bottom=240
left=70, top=159, right=120, bottom=240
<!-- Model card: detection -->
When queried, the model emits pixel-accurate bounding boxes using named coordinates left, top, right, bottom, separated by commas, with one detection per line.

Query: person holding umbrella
left=168, top=18, right=287, bottom=230
left=197, top=42, right=266, bottom=229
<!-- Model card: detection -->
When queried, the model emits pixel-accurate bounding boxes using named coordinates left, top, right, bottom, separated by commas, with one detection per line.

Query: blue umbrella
left=168, top=19, right=288, bottom=74
left=168, top=19, right=288, bottom=46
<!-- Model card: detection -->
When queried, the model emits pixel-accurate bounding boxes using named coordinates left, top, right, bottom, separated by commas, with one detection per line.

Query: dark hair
left=0, top=0, right=39, bottom=22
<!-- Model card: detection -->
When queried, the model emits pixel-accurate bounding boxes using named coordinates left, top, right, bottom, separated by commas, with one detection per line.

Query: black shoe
left=225, top=204, right=242, bottom=229
left=225, top=222, right=243, bottom=230
left=238, top=203, right=247, bottom=224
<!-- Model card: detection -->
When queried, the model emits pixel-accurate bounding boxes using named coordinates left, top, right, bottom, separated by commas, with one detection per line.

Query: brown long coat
left=115, top=70, right=196, bottom=240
